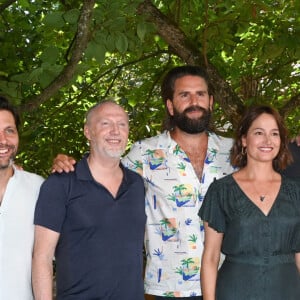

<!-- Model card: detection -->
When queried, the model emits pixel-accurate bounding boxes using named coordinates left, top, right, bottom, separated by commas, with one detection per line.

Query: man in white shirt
left=0, top=96, right=44, bottom=299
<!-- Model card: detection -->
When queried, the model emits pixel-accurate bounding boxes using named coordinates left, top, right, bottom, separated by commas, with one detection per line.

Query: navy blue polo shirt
left=34, top=157, right=146, bottom=300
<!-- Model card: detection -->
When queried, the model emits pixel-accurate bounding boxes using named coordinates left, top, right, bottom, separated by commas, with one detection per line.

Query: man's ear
left=209, top=95, right=214, bottom=111
left=166, top=99, right=174, bottom=116
left=84, top=125, right=90, bottom=140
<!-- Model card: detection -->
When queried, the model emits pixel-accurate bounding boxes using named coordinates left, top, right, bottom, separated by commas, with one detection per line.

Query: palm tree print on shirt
left=168, top=184, right=196, bottom=207
left=160, top=218, right=178, bottom=241
left=145, top=149, right=167, bottom=170
left=175, top=257, right=200, bottom=281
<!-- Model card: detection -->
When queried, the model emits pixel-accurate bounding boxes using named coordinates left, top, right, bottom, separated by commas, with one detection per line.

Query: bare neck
left=87, top=155, right=121, bottom=177
left=236, top=162, right=280, bottom=182
left=87, top=155, right=123, bottom=198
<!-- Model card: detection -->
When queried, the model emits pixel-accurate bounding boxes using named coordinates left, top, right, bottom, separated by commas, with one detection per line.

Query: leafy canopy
left=0, top=0, right=299, bottom=176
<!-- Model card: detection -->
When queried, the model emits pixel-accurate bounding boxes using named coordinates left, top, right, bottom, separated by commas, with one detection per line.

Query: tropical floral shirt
left=122, top=131, right=234, bottom=297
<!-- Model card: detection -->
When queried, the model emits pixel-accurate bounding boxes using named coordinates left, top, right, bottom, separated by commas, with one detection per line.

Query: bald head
left=85, top=100, right=128, bottom=126
left=84, top=100, right=129, bottom=160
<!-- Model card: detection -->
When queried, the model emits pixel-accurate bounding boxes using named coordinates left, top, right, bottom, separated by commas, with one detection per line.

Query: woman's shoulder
left=213, top=174, right=234, bottom=185
left=207, top=174, right=235, bottom=194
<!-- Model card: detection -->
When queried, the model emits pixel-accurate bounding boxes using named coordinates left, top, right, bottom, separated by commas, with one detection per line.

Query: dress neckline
left=230, top=174, right=283, bottom=217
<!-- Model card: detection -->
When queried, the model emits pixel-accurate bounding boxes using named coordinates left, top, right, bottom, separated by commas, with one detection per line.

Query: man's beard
left=104, top=148, right=125, bottom=159
left=172, top=105, right=211, bottom=134
left=0, top=144, right=16, bottom=170
left=0, top=158, right=14, bottom=170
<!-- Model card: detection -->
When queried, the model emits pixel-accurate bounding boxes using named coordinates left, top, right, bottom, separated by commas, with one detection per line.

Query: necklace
left=252, top=183, right=268, bottom=202
left=259, top=195, right=266, bottom=202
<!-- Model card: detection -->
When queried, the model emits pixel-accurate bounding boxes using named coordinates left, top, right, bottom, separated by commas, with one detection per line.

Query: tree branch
left=137, top=0, right=201, bottom=65
left=22, top=0, right=95, bottom=111
left=0, top=0, right=17, bottom=13
left=137, top=0, right=244, bottom=126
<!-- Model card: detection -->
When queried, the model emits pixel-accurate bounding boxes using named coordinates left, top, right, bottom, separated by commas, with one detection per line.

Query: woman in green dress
left=199, top=105, right=300, bottom=300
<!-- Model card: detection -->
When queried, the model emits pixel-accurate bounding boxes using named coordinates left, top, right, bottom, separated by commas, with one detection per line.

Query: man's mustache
left=183, top=106, right=207, bottom=114
left=0, top=144, right=16, bottom=151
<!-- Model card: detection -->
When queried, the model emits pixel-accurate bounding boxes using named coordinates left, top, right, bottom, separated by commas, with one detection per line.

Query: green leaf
left=11, top=73, right=30, bottom=83
left=115, top=33, right=128, bottom=53
left=18, top=0, right=30, bottom=8
left=263, top=44, right=284, bottom=59
left=94, top=31, right=108, bottom=45
left=0, top=81, right=20, bottom=99
left=105, top=34, right=116, bottom=52
left=43, top=12, right=65, bottom=29
left=28, top=67, right=44, bottom=83
left=40, top=46, right=60, bottom=64
left=63, top=9, right=80, bottom=24
left=94, top=45, right=106, bottom=64
left=39, top=63, right=63, bottom=88
left=85, top=41, right=106, bottom=64
left=137, top=22, right=147, bottom=41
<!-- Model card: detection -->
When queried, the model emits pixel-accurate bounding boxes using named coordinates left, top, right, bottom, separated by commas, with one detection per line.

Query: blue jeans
left=155, top=297, right=203, bottom=300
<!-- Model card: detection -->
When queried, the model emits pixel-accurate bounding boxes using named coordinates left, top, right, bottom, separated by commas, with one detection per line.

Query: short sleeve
left=34, top=173, right=69, bottom=233
left=198, top=180, right=226, bottom=233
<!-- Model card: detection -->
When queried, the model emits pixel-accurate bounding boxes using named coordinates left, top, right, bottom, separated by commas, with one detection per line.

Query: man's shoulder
left=133, top=131, right=169, bottom=148
left=11, top=170, right=44, bottom=197
left=209, top=132, right=233, bottom=142
left=122, top=132, right=169, bottom=172
left=45, top=166, right=79, bottom=184
left=47, top=157, right=87, bottom=180
left=15, top=169, right=44, bottom=184
left=208, top=132, right=233, bottom=149
left=208, top=174, right=234, bottom=192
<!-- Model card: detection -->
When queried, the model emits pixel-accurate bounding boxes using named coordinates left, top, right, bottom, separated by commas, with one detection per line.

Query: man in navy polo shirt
left=32, top=100, right=146, bottom=300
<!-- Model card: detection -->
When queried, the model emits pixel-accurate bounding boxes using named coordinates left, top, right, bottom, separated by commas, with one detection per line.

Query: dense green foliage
left=0, top=0, right=299, bottom=176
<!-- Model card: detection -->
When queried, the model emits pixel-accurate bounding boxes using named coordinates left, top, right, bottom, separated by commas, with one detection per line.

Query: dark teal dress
left=199, top=175, right=300, bottom=300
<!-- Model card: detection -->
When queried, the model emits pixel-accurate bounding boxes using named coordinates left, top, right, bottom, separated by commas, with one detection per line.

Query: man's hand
left=52, top=154, right=76, bottom=173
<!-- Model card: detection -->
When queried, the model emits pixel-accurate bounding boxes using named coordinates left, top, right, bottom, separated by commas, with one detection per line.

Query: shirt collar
left=75, top=155, right=129, bottom=184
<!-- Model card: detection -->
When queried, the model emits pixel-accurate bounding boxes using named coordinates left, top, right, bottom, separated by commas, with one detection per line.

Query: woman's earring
left=242, top=147, right=247, bottom=156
